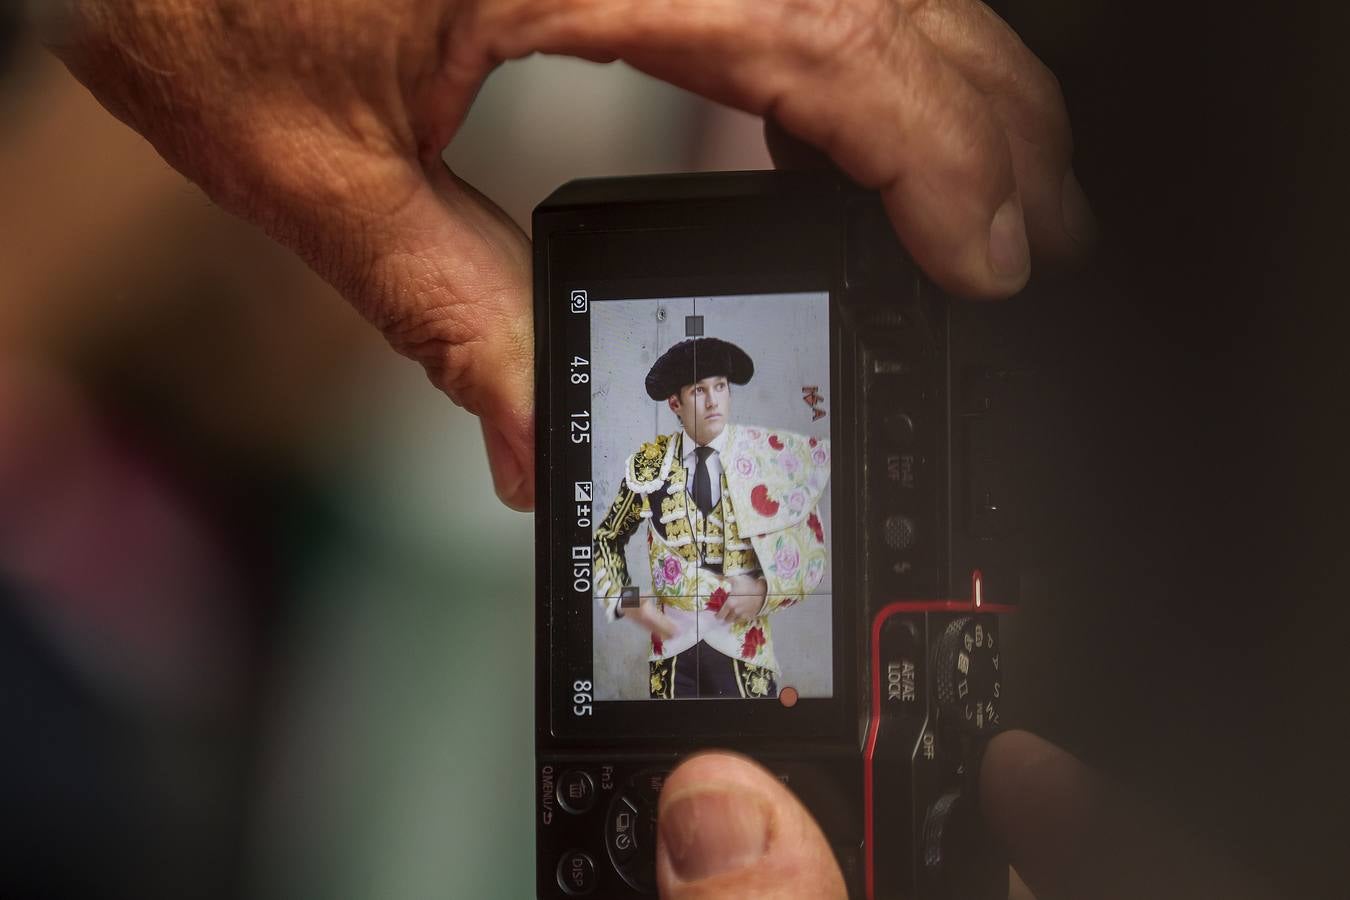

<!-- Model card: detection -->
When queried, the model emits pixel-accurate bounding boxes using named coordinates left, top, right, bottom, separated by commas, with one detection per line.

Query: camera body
left=534, top=172, right=1037, bottom=898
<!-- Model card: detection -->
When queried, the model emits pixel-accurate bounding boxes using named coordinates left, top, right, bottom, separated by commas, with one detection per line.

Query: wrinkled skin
left=41, top=0, right=1090, bottom=510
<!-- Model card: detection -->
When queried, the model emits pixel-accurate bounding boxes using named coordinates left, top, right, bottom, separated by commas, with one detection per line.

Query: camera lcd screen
left=583, top=292, right=833, bottom=704
left=544, top=207, right=856, bottom=741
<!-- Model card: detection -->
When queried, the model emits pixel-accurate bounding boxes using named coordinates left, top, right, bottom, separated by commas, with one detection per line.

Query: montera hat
left=645, top=337, right=755, bottom=401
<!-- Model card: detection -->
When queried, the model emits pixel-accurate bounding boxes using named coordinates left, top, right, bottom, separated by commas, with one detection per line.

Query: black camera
left=534, top=171, right=1038, bottom=898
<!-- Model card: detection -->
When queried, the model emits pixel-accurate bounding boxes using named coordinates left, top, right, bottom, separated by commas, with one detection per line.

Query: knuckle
left=925, top=95, right=1009, bottom=186
left=980, top=21, right=1075, bottom=165
left=385, top=304, right=486, bottom=407
left=729, top=0, right=902, bottom=74
left=796, top=0, right=902, bottom=66
left=356, top=255, right=489, bottom=408
left=1023, top=58, right=1074, bottom=159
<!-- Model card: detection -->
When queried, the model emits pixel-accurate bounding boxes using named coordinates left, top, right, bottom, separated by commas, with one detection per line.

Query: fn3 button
left=558, top=769, right=596, bottom=815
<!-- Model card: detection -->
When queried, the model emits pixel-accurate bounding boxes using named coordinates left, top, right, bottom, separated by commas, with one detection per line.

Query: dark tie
left=692, top=446, right=716, bottom=517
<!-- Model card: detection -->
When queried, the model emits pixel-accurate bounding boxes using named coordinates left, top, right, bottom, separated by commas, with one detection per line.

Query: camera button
left=556, top=850, right=597, bottom=896
left=628, top=857, right=657, bottom=894
left=606, top=773, right=666, bottom=894
left=883, top=513, right=918, bottom=551
left=632, top=769, right=668, bottom=806
left=933, top=617, right=1002, bottom=735
left=883, top=411, right=916, bottom=447
left=558, top=769, right=596, bottom=815
left=922, top=791, right=1007, bottom=900
left=608, top=796, right=640, bottom=867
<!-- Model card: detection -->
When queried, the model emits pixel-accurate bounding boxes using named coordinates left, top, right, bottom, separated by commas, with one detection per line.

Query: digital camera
left=533, top=171, right=1039, bottom=899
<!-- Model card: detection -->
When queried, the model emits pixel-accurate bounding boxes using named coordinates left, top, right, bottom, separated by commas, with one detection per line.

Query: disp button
left=556, top=850, right=597, bottom=897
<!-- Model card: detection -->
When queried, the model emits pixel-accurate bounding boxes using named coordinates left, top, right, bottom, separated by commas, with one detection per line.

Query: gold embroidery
left=733, top=660, right=776, bottom=699
left=594, top=475, right=647, bottom=610
left=748, top=670, right=771, bottom=697
left=649, top=657, right=676, bottom=699
left=724, top=548, right=756, bottom=573
left=631, top=435, right=671, bottom=484
left=720, top=489, right=762, bottom=575
left=703, top=517, right=724, bottom=543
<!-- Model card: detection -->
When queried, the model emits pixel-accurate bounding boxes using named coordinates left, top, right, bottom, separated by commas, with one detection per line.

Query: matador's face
left=668, top=375, right=731, bottom=445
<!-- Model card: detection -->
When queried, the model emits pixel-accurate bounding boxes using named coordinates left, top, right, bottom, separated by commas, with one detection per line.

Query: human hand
left=655, top=752, right=847, bottom=899
left=624, top=596, right=678, bottom=640
left=981, top=730, right=1273, bottom=900
left=42, top=0, right=1091, bottom=511
left=716, top=574, right=768, bottom=624
left=655, top=732, right=1273, bottom=900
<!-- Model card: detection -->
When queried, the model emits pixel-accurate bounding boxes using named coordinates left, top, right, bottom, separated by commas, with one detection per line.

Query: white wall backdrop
left=589, top=292, right=835, bottom=700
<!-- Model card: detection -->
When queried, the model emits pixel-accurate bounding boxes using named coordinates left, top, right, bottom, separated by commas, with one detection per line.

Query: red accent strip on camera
left=862, top=580, right=1014, bottom=900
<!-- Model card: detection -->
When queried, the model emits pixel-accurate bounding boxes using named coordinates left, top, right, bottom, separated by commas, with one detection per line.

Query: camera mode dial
left=933, top=617, right=1002, bottom=734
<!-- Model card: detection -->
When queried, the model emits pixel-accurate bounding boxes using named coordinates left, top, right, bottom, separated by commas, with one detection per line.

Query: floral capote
left=593, top=424, right=830, bottom=673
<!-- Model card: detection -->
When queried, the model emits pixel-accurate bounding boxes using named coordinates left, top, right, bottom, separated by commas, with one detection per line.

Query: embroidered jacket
left=593, top=424, right=830, bottom=673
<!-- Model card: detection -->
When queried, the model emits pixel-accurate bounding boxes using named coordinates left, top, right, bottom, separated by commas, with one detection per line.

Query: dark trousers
left=649, top=641, right=778, bottom=699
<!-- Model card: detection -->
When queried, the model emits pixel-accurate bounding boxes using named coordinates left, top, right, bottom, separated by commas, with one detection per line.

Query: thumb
left=656, top=752, right=846, bottom=900
left=293, top=161, right=535, bottom=510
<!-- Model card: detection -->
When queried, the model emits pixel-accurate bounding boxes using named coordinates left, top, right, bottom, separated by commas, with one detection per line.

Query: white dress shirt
left=681, top=426, right=729, bottom=511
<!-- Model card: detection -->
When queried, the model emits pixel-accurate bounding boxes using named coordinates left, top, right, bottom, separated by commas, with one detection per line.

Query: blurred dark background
left=1, top=0, right=1345, bottom=898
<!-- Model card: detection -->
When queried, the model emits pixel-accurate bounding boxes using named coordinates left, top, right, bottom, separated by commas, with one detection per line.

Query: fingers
left=657, top=752, right=846, bottom=900
left=763, top=118, right=833, bottom=171
left=643, top=600, right=679, bottom=638
left=981, top=730, right=1273, bottom=900
left=287, top=159, right=536, bottom=510
left=45, top=2, right=538, bottom=510
left=653, top=613, right=678, bottom=640
left=900, top=0, right=1095, bottom=259
left=714, top=595, right=752, bottom=623
left=481, top=416, right=533, bottom=511
left=1008, top=866, right=1037, bottom=900
left=478, top=0, right=1056, bottom=298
